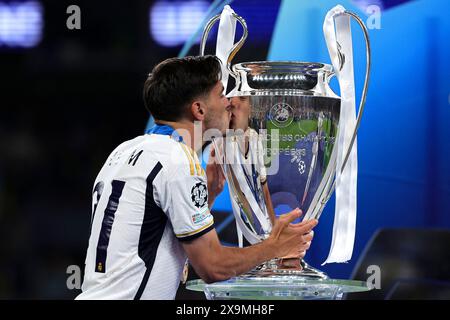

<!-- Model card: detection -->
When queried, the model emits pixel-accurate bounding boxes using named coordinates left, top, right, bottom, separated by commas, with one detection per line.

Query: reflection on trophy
left=200, top=6, right=371, bottom=280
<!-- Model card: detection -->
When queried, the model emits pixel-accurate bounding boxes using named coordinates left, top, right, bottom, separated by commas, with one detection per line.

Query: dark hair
left=143, top=55, right=221, bottom=121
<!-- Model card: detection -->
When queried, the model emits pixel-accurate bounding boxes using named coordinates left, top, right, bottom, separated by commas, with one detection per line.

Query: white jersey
left=76, top=132, right=214, bottom=300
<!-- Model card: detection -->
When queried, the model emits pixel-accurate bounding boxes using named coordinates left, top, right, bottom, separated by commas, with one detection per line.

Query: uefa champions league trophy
left=199, top=7, right=371, bottom=280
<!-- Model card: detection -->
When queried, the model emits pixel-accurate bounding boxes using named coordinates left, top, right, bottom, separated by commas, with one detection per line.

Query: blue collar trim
left=146, top=124, right=183, bottom=142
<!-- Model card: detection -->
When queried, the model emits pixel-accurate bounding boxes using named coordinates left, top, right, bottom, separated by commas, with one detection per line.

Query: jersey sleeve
left=166, top=174, right=214, bottom=241
left=153, top=142, right=215, bottom=242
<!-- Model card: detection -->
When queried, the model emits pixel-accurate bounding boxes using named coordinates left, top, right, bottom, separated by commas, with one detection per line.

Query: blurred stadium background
left=0, top=0, right=448, bottom=299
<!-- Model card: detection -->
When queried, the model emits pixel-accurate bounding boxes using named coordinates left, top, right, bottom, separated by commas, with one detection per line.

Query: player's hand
left=283, top=230, right=314, bottom=259
left=267, top=208, right=318, bottom=259
left=206, top=147, right=226, bottom=207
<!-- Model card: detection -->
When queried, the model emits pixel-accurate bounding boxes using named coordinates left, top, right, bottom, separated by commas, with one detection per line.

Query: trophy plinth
left=186, top=277, right=371, bottom=300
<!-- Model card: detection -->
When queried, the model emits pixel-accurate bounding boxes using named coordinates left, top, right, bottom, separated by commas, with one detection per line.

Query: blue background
left=206, top=0, right=450, bottom=279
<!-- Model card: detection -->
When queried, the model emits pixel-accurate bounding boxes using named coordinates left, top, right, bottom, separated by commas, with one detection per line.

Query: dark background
left=0, top=0, right=280, bottom=298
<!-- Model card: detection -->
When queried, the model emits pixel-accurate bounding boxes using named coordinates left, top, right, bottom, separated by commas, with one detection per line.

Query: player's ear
left=190, top=100, right=206, bottom=121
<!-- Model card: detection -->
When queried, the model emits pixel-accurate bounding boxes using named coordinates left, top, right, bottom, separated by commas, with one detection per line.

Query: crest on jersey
left=191, top=182, right=208, bottom=208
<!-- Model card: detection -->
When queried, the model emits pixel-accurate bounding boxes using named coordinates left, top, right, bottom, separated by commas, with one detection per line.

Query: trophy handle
left=199, top=12, right=248, bottom=80
left=321, top=10, right=371, bottom=205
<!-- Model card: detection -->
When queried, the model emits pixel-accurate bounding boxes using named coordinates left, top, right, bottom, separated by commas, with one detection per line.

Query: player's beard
left=204, top=109, right=231, bottom=136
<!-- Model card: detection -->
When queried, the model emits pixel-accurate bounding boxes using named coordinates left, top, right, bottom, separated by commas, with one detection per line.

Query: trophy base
left=186, top=276, right=372, bottom=300
left=242, top=258, right=329, bottom=279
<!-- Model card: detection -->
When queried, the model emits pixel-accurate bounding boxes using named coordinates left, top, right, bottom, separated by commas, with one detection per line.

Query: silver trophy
left=200, top=10, right=370, bottom=279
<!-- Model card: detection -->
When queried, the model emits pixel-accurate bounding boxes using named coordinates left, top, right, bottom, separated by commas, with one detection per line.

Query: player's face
left=229, top=96, right=251, bottom=132
left=203, top=81, right=231, bottom=134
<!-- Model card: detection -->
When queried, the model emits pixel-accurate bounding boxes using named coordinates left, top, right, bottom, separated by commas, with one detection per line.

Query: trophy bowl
left=231, top=61, right=339, bottom=220
left=213, top=61, right=340, bottom=279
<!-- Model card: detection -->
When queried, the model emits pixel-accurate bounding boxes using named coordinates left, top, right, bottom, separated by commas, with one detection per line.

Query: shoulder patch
left=190, top=182, right=208, bottom=208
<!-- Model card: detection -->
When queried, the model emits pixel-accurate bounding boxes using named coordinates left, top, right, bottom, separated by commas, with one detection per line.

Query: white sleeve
left=167, top=174, right=214, bottom=241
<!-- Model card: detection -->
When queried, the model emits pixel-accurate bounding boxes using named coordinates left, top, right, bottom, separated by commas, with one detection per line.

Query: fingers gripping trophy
left=200, top=5, right=371, bottom=280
